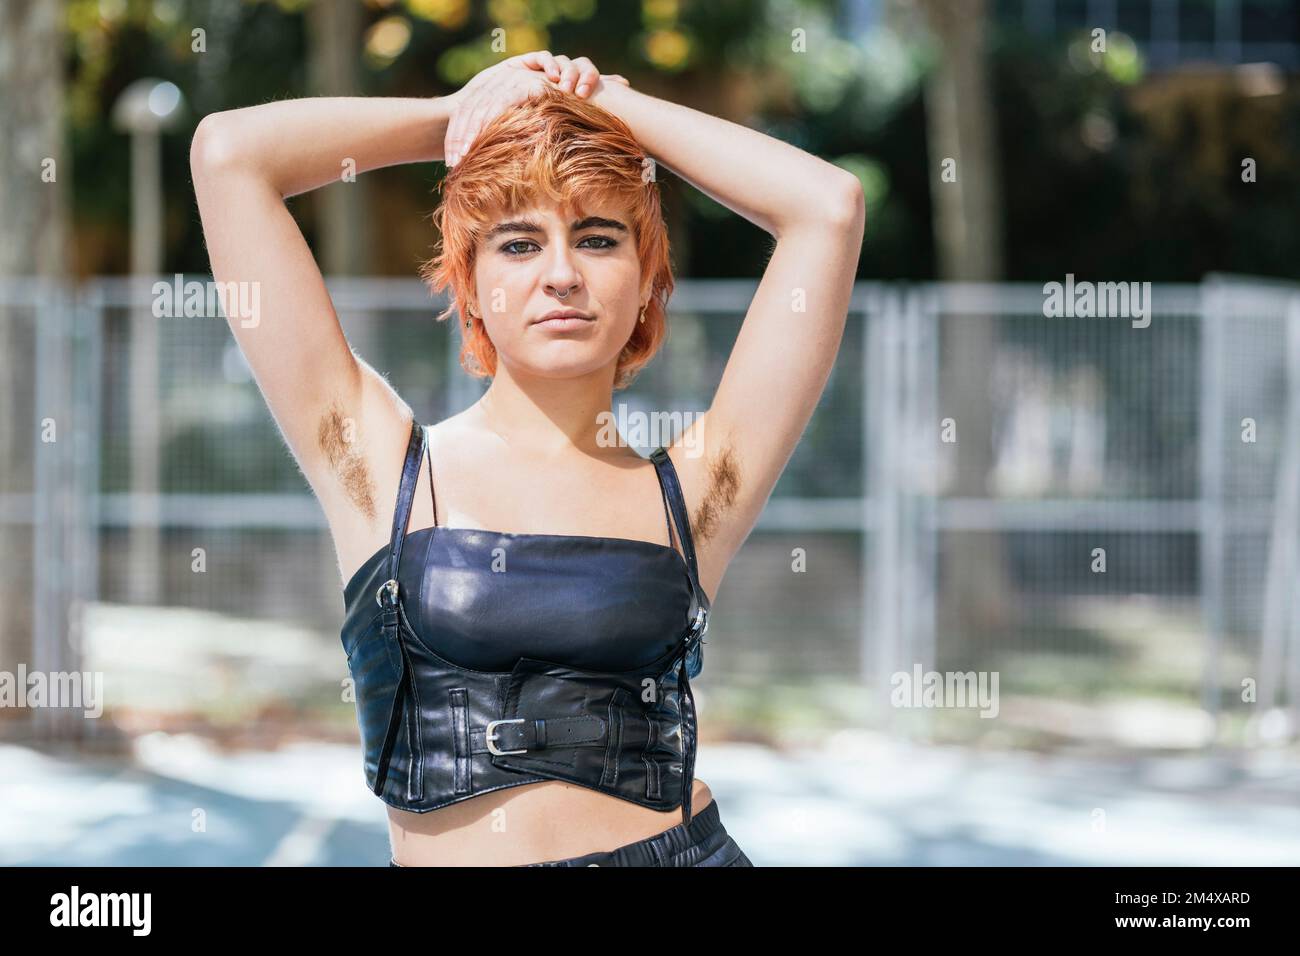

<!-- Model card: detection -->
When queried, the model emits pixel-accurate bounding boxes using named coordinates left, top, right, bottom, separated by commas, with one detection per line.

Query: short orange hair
left=420, top=83, right=674, bottom=392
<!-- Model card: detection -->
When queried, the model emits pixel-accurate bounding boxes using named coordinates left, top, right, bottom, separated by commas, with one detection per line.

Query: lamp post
left=112, top=79, right=185, bottom=605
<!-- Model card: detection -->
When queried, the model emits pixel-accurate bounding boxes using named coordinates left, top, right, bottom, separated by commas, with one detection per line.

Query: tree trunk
left=0, top=0, right=71, bottom=735
left=307, top=0, right=372, bottom=277
left=916, top=0, right=1015, bottom=641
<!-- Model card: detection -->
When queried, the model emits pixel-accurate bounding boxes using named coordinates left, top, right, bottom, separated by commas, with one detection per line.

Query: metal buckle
left=683, top=606, right=707, bottom=680
left=485, top=718, right=528, bottom=755
left=690, top=606, right=708, bottom=639
left=376, top=579, right=399, bottom=607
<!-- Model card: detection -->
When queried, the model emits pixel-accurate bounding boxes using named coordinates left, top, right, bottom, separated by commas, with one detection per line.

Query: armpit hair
left=317, top=403, right=377, bottom=521
left=692, top=441, right=741, bottom=544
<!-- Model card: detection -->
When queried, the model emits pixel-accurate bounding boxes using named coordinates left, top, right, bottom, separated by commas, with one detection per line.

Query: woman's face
left=471, top=197, right=644, bottom=383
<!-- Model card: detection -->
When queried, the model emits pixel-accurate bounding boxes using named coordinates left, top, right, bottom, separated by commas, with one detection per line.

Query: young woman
left=191, top=51, right=864, bottom=866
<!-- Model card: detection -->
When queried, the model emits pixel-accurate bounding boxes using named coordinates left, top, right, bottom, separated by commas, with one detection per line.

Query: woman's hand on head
left=443, top=51, right=629, bottom=167
left=517, top=51, right=628, bottom=96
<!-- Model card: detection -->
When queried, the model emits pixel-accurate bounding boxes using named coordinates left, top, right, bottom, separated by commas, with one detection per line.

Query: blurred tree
left=912, top=0, right=1015, bottom=640
left=58, top=0, right=887, bottom=279
left=308, top=0, right=371, bottom=275
left=0, top=0, right=73, bottom=729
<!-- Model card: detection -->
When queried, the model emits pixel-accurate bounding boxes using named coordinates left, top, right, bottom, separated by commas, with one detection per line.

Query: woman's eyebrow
left=571, top=216, right=628, bottom=233
left=483, top=216, right=628, bottom=242
left=484, top=219, right=543, bottom=241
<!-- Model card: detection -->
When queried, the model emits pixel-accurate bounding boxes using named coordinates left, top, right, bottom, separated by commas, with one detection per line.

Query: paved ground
left=3, top=731, right=1299, bottom=866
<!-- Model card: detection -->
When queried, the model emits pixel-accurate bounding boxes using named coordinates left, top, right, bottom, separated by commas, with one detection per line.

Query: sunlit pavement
left=3, top=732, right=1300, bottom=866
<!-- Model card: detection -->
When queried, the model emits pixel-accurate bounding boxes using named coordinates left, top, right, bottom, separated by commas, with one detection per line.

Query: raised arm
left=189, top=95, right=454, bottom=509
left=586, top=75, right=866, bottom=591
left=189, top=95, right=457, bottom=572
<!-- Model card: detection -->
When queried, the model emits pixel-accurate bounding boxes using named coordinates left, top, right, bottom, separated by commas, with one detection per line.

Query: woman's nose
left=543, top=246, right=582, bottom=299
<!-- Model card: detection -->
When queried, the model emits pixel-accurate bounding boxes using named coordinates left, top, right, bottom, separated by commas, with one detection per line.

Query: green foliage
left=61, top=1, right=1300, bottom=283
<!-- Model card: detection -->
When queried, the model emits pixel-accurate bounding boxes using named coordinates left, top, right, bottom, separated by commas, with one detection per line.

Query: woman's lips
left=532, top=315, right=595, bottom=331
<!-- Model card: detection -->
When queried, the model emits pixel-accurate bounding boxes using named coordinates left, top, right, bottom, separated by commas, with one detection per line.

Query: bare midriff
left=387, top=777, right=714, bottom=866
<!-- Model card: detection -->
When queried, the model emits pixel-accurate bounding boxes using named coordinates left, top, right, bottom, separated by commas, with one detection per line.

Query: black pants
left=389, top=799, right=753, bottom=867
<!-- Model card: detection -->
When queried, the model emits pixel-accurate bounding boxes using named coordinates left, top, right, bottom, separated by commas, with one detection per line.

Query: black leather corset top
left=343, top=528, right=694, bottom=673
left=339, top=419, right=711, bottom=824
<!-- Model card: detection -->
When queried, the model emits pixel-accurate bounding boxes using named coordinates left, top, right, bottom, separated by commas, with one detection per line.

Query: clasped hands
left=443, top=51, right=629, bottom=167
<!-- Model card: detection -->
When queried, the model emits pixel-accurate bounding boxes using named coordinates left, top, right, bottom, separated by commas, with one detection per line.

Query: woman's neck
left=473, top=365, right=623, bottom=460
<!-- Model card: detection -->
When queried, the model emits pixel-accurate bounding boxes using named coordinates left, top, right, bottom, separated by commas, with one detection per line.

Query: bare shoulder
left=426, top=409, right=476, bottom=449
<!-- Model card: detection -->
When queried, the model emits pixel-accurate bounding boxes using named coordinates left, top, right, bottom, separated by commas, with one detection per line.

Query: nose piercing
left=556, top=288, right=569, bottom=299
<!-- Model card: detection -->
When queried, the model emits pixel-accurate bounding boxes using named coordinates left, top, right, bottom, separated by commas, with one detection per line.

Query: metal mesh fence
left=2, top=276, right=1298, bottom=745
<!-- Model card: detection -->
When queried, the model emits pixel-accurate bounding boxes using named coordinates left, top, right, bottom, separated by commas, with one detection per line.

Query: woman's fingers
left=444, top=93, right=472, bottom=165
left=459, top=94, right=497, bottom=163
left=518, top=50, right=561, bottom=82
left=446, top=52, right=611, bottom=165
left=516, top=50, right=605, bottom=97
left=451, top=94, right=492, bottom=165
left=570, top=56, right=598, bottom=97
left=552, top=54, right=578, bottom=93
left=449, top=73, right=553, bottom=166
left=450, top=90, right=485, bottom=165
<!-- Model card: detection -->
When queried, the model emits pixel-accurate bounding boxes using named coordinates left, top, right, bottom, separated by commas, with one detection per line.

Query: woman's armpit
left=692, top=441, right=741, bottom=545
left=317, top=402, right=378, bottom=521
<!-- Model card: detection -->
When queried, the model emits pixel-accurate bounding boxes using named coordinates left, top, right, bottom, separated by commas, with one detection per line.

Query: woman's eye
left=501, top=235, right=617, bottom=256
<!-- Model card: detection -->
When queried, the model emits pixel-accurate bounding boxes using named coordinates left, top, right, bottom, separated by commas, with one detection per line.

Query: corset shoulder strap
left=385, top=417, right=427, bottom=589
left=649, top=445, right=707, bottom=609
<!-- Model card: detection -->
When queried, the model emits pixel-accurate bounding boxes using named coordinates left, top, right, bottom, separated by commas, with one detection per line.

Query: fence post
left=864, top=287, right=906, bottom=729
left=32, top=278, right=82, bottom=741
left=1281, top=296, right=1300, bottom=732
left=860, top=289, right=878, bottom=693
left=71, top=283, right=103, bottom=692
left=903, top=285, right=940, bottom=712
left=1199, top=280, right=1226, bottom=740
left=32, top=278, right=54, bottom=740
left=125, top=276, right=161, bottom=605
